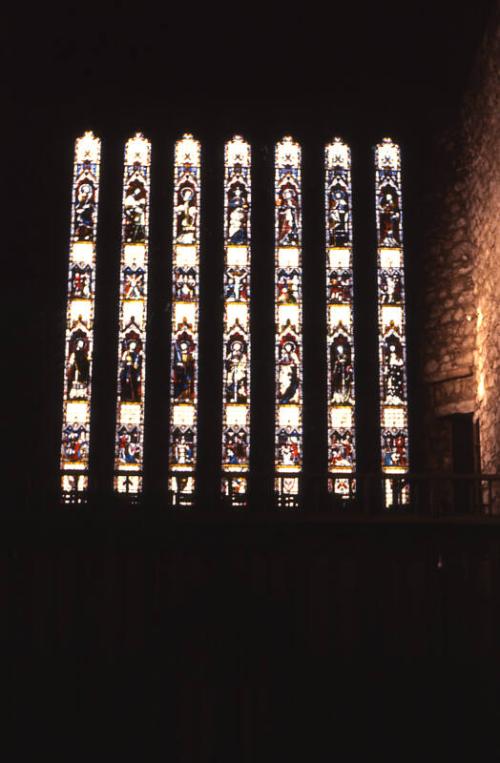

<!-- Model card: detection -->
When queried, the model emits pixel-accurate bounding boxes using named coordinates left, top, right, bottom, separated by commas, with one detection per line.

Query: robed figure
left=124, top=176, right=147, bottom=242
left=383, top=334, right=405, bottom=403
left=74, top=173, right=96, bottom=240
left=278, top=337, right=300, bottom=404
left=328, top=179, right=349, bottom=246
left=379, top=184, right=401, bottom=246
left=330, top=334, right=353, bottom=404
left=225, top=336, right=248, bottom=403
left=120, top=335, right=143, bottom=402
left=227, top=182, right=249, bottom=245
left=173, top=331, right=195, bottom=401
left=175, top=185, right=197, bottom=244
left=67, top=330, right=90, bottom=399
left=277, top=183, right=299, bottom=245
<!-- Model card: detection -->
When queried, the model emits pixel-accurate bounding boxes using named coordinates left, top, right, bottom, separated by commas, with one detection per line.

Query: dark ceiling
left=9, top=2, right=494, bottom=130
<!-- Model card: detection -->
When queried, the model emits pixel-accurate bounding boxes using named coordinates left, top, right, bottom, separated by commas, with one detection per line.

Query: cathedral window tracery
left=168, top=135, right=201, bottom=504
left=61, top=132, right=101, bottom=496
left=114, top=134, right=151, bottom=493
left=375, top=139, right=410, bottom=506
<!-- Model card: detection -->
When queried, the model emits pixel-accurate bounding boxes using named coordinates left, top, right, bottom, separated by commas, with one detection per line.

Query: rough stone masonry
left=421, top=10, right=499, bottom=474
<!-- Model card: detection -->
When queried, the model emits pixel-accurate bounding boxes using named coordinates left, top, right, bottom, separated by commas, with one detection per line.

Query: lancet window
left=114, top=134, right=151, bottom=493
left=168, top=134, right=201, bottom=504
left=221, top=136, right=251, bottom=504
left=60, top=132, right=101, bottom=495
left=375, top=138, right=410, bottom=506
left=275, top=137, right=303, bottom=499
left=325, top=138, right=356, bottom=497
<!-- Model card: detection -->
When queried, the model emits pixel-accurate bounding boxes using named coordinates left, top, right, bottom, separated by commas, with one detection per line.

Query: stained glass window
left=325, top=139, right=356, bottom=497
left=221, top=137, right=251, bottom=504
left=275, top=137, right=303, bottom=499
left=60, top=132, right=101, bottom=495
left=168, top=134, right=201, bottom=505
left=375, top=138, right=410, bottom=506
left=113, top=134, right=151, bottom=494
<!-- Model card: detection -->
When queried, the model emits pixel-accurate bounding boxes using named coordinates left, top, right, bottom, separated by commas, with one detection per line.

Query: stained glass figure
left=113, top=134, right=151, bottom=493
left=375, top=139, right=410, bottom=506
left=60, top=132, right=101, bottom=496
left=169, top=135, right=201, bottom=505
left=275, top=138, right=302, bottom=498
left=325, top=139, right=356, bottom=496
left=222, top=137, right=251, bottom=503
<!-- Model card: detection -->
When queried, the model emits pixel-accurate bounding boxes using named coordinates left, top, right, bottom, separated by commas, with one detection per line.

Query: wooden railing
left=58, top=470, right=500, bottom=517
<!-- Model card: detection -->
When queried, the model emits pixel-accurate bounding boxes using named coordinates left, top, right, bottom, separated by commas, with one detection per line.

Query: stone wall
left=468, top=14, right=500, bottom=474
left=421, top=10, right=499, bottom=473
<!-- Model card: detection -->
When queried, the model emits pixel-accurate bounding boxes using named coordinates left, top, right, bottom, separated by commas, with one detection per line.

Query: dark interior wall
left=3, top=517, right=500, bottom=757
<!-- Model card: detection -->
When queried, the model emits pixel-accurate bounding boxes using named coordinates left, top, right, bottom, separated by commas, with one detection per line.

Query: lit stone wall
left=422, top=13, right=499, bottom=473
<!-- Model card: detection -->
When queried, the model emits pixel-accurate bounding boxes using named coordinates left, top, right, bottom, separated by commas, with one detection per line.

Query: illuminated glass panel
left=221, top=137, right=251, bottom=504
left=113, top=134, right=151, bottom=494
left=60, top=132, right=101, bottom=494
left=375, top=138, right=410, bottom=506
left=275, top=137, right=302, bottom=498
left=325, top=139, right=356, bottom=497
left=168, top=134, right=201, bottom=504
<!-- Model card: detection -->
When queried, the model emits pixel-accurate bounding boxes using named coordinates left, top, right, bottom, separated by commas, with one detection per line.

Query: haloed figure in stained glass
left=327, top=176, right=350, bottom=246
left=173, top=328, right=196, bottom=401
left=330, top=331, right=354, bottom=404
left=383, top=332, right=405, bottom=404
left=67, top=329, right=90, bottom=399
left=119, top=331, right=143, bottom=402
left=175, top=185, right=197, bottom=244
left=278, top=332, right=300, bottom=404
left=277, top=183, right=299, bottom=245
left=227, top=182, right=249, bottom=245
left=124, top=176, right=147, bottom=242
left=378, top=185, right=401, bottom=246
left=74, top=176, right=96, bottom=240
left=225, top=333, right=248, bottom=403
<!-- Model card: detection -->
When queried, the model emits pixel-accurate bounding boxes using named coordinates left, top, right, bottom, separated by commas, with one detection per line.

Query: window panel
left=275, top=137, right=302, bottom=498
left=221, top=138, right=251, bottom=504
left=325, top=139, right=356, bottom=496
left=168, top=134, right=201, bottom=505
left=60, top=132, right=101, bottom=496
left=375, top=138, right=410, bottom=507
left=113, top=134, right=151, bottom=493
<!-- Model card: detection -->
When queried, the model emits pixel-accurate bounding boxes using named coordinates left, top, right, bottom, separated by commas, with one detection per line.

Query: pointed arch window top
left=376, top=138, right=400, bottom=170
left=326, top=137, right=350, bottom=169
left=276, top=136, right=301, bottom=168
left=176, top=134, right=201, bottom=165
left=125, top=133, right=151, bottom=165
left=75, top=131, right=100, bottom=162
left=225, top=135, right=250, bottom=166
